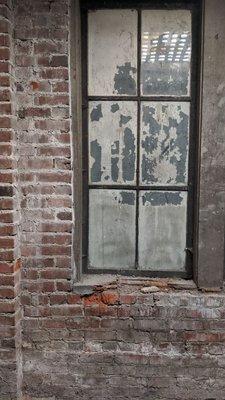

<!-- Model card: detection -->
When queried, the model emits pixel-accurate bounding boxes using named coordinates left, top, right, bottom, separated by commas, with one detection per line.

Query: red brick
left=0, top=287, right=14, bottom=299
left=0, top=249, right=14, bottom=261
left=0, top=116, right=11, bottom=127
left=102, top=291, right=119, bottom=306
left=51, top=55, right=68, bottom=67
left=0, top=75, right=10, bottom=87
left=0, top=262, right=14, bottom=273
left=0, top=61, right=10, bottom=73
left=0, top=237, right=14, bottom=248
left=0, top=47, right=10, bottom=60
left=0, top=211, right=13, bottom=223
left=34, top=41, right=58, bottom=54
left=41, top=246, right=71, bottom=256
left=39, top=67, right=68, bottom=80
left=0, top=301, right=14, bottom=313
left=0, top=89, right=10, bottom=101
left=0, top=172, right=13, bottom=183
left=0, top=103, right=11, bottom=114
left=0, top=20, right=11, bottom=34
left=0, top=130, right=12, bottom=142
left=0, top=143, right=12, bottom=155
left=52, top=81, right=69, bottom=92
left=37, top=172, right=71, bottom=183
left=0, top=34, right=10, bottom=47
left=35, top=94, right=69, bottom=106
left=41, top=234, right=71, bottom=245
left=56, top=211, right=72, bottom=221
left=0, top=198, right=13, bottom=209
left=21, top=107, right=51, bottom=118
left=37, top=146, right=71, bottom=157
left=0, top=225, right=14, bottom=236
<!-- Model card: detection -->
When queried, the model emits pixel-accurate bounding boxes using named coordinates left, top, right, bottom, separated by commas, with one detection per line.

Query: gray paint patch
left=142, top=191, right=183, bottom=206
left=114, top=62, right=137, bottom=95
left=111, top=140, right=119, bottom=155
left=115, top=191, right=135, bottom=206
left=119, top=114, right=132, bottom=127
left=90, top=104, right=103, bottom=122
left=111, top=157, right=119, bottom=182
left=122, top=127, right=136, bottom=182
left=111, top=103, right=119, bottom=113
left=90, top=139, right=102, bottom=182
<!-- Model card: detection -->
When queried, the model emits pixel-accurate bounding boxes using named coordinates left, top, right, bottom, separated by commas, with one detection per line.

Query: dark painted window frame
left=71, top=0, right=225, bottom=290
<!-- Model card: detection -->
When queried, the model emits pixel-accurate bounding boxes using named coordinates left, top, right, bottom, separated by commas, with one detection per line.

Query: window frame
left=80, top=0, right=202, bottom=278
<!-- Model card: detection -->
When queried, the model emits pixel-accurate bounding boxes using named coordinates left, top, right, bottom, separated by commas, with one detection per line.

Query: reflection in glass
left=141, top=10, right=192, bottom=96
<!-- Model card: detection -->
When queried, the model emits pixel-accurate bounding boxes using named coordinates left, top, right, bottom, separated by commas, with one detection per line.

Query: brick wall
left=0, top=0, right=22, bottom=398
left=0, top=0, right=224, bottom=399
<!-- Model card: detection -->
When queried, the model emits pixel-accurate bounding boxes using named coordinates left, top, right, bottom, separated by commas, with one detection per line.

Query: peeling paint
left=119, top=114, right=132, bottom=127
left=90, top=104, right=103, bottom=122
left=88, top=10, right=137, bottom=96
left=142, top=191, right=184, bottom=206
left=111, top=103, right=119, bottom=113
left=140, top=102, right=189, bottom=185
left=114, top=62, right=137, bottom=95
left=111, top=140, right=119, bottom=156
left=89, top=101, right=137, bottom=185
left=122, top=127, right=136, bottom=182
left=111, top=157, right=119, bottom=182
left=114, top=191, right=135, bottom=206
left=90, top=139, right=102, bottom=182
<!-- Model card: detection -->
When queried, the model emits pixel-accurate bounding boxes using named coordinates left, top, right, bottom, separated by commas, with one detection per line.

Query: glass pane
left=89, top=101, right=137, bottom=185
left=140, top=102, right=190, bottom=186
left=141, top=10, right=191, bottom=96
left=88, top=10, right=137, bottom=96
left=89, top=190, right=136, bottom=269
left=138, top=191, right=187, bottom=271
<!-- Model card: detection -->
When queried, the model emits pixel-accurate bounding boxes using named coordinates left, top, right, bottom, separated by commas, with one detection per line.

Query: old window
left=81, top=1, right=200, bottom=277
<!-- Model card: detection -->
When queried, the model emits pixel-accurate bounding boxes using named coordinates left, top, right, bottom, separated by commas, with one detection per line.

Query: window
left=81, top=1, right=199, bottom=277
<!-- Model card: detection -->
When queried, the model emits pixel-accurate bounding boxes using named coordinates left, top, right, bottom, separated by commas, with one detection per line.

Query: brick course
left=0, top=0, right=224, bottom=399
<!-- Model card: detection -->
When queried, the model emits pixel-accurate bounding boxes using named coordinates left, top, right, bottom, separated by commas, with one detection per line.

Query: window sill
left=73, top=273, right=197, bottom=295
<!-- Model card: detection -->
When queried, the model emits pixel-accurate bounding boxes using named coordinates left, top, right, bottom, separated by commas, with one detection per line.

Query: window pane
left=89, top=101, right=137, bottom=185
left=140, top=102, right=190, bottom=185
left=89, top=190, right=136, bottom=269
left=138, top=191, right=187, bottom=271
left=88, top=10, right=137, bottom=96
left=141, top=10, right=191, bottom=96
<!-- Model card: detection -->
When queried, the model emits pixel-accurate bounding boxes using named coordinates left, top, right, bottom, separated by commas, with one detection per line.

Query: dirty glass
left=86, top=4, right=194, bottom=273
left=140, top=102, right=190, bottom=185
left=89, top=101, right=137, bottom=185
left=139, top=191, right=187, bottom=271
left=141, top=10, right=191, bottom=96
left=89, top=190, right=136, bottom=269
left=88, top=10, right=138, bottom=96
